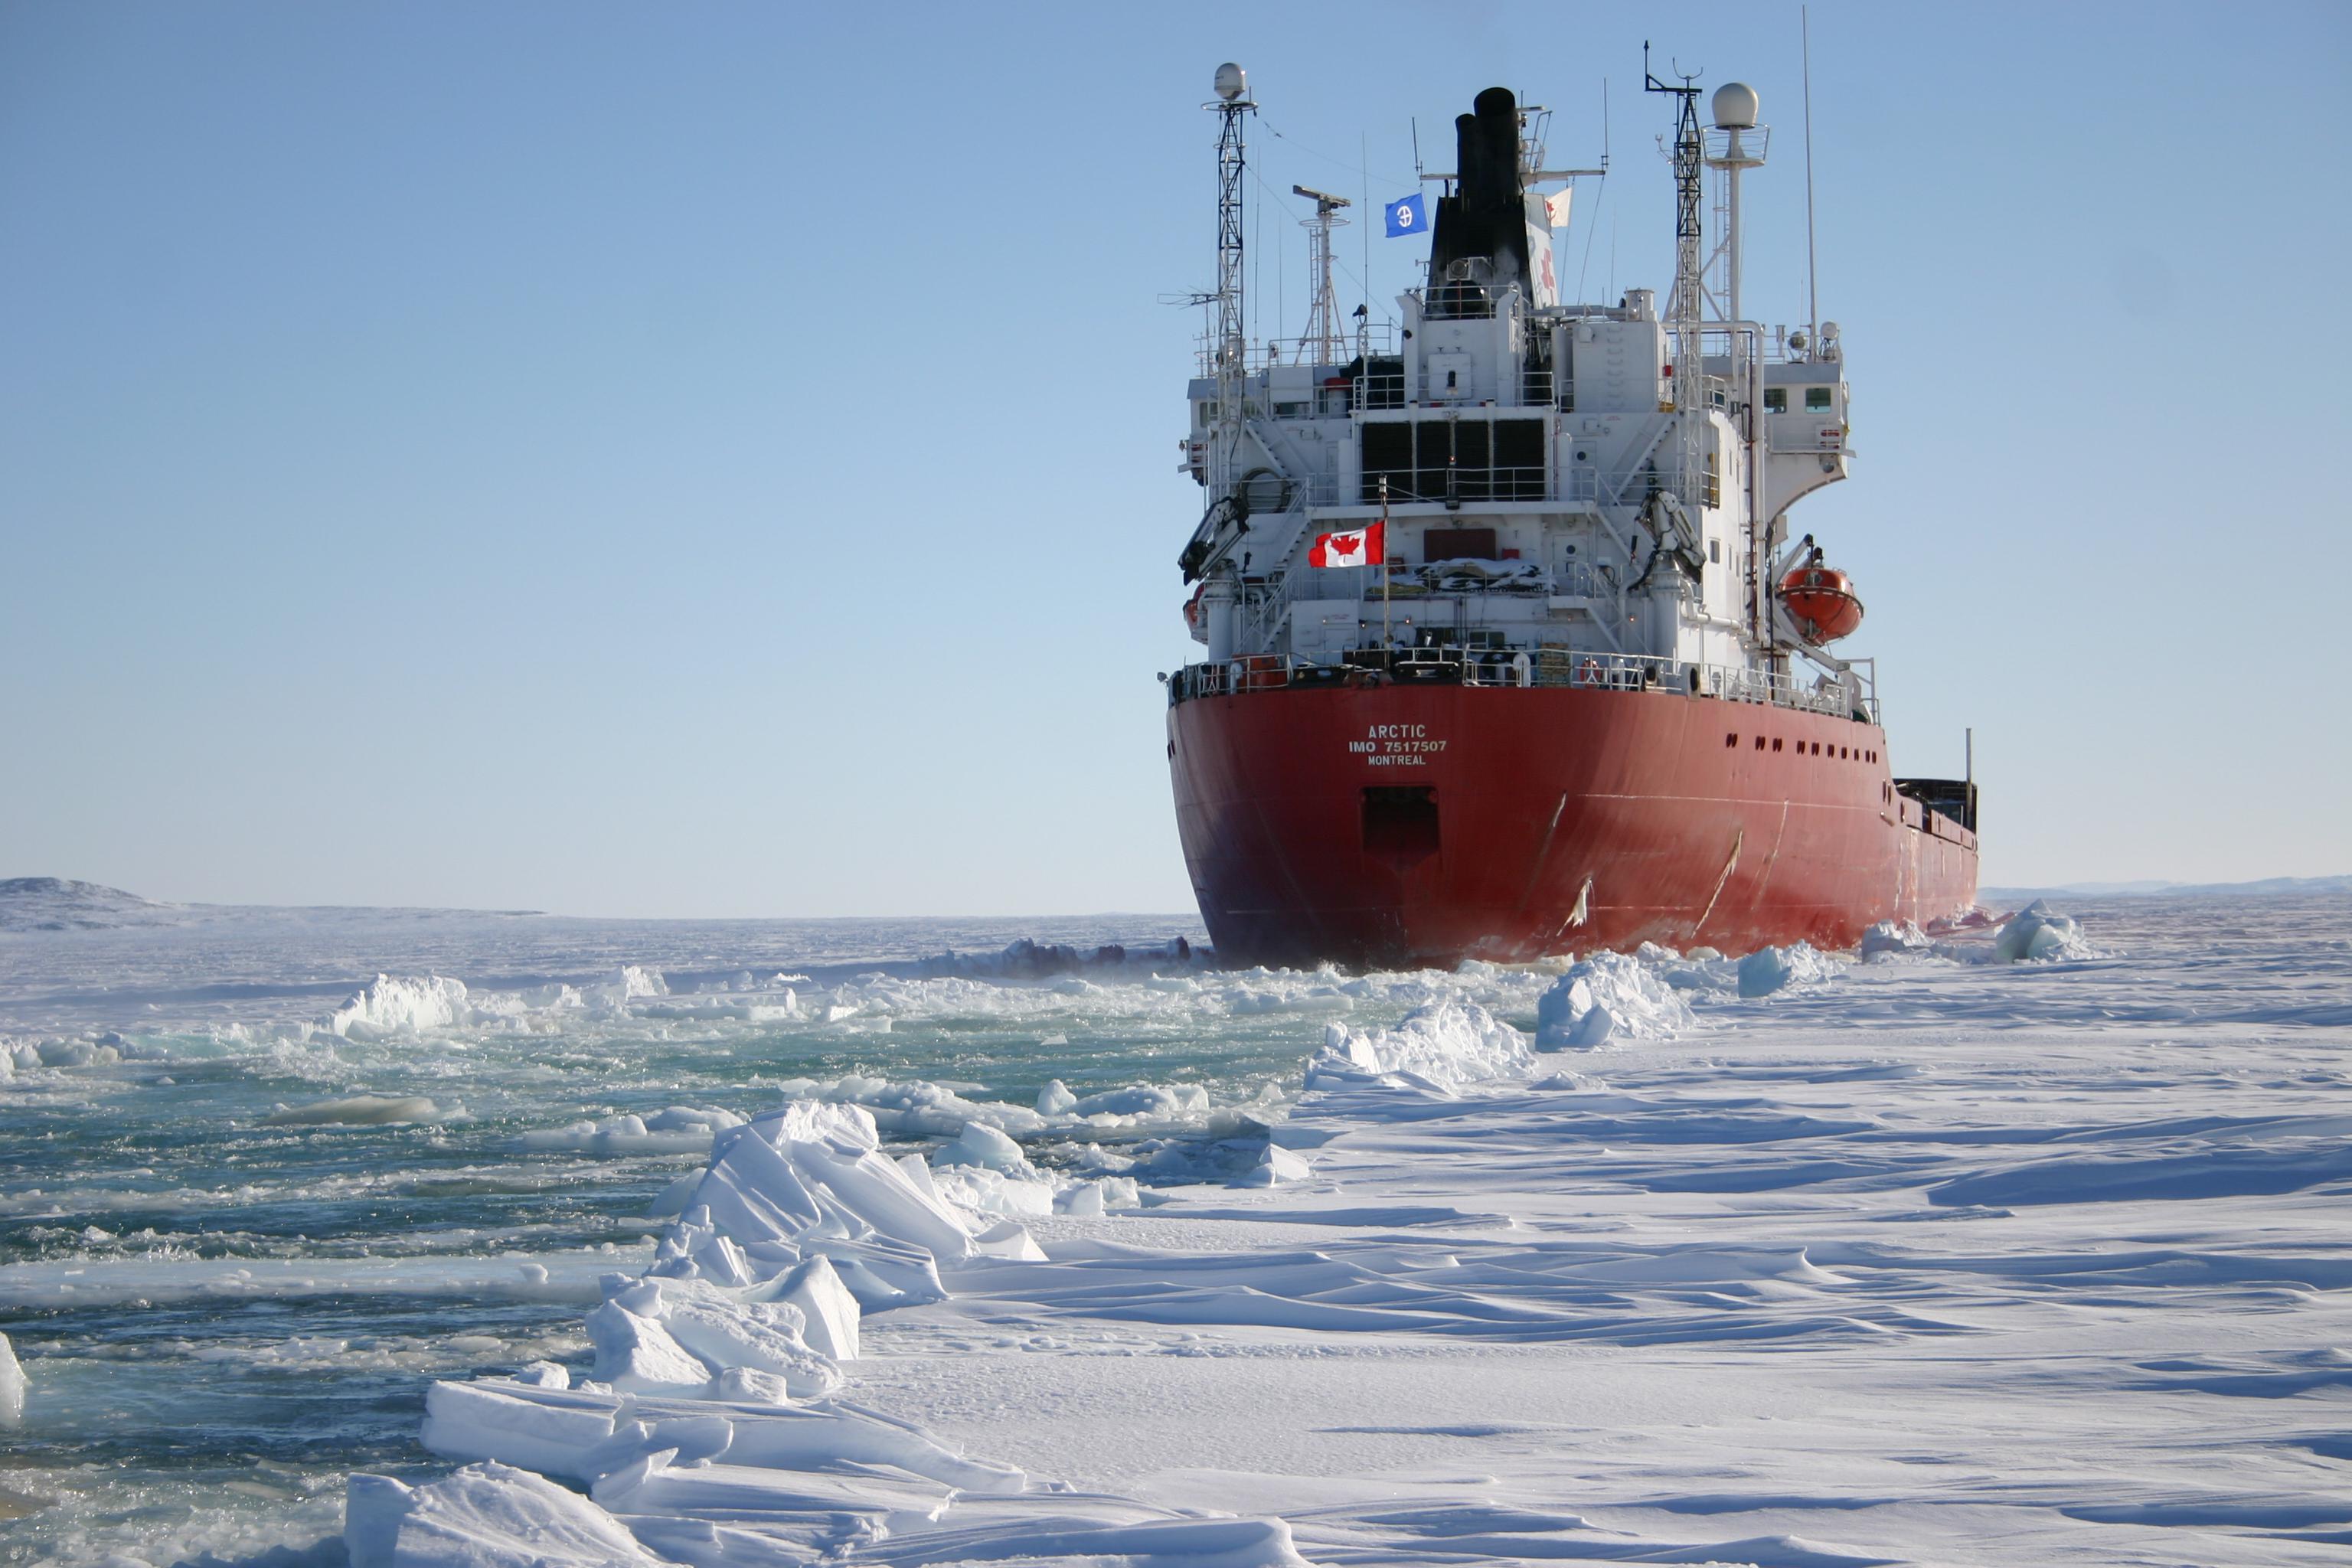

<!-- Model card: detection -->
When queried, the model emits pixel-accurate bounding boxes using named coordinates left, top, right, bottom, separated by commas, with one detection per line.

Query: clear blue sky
left=4, top=2, right=2345, bottom=916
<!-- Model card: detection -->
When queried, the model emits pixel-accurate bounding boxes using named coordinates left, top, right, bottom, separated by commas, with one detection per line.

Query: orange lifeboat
left=1779, top=564, right=1865, bottom=642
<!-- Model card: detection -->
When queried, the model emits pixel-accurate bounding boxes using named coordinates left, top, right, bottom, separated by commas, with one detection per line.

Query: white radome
left=1214, top=62, right=1246, bottom=103
left=1712, top=81, right=1760, bottom=129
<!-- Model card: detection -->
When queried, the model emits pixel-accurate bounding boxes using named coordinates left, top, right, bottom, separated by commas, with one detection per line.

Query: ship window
left=1494, top=417, right=1544, bottom=468
left=1726, top=733, right=1739, bottom=748
left=1805, top=387, right=1834, bottom=411
left=1772, top=738, right=1782, bottom=752
left=1363, top=786, right=1440, bottom=864
left=1755, top=736, right=1766, bottom=750
left=1709, top=539, right=1720, bottom=564
left=1764, top=387, right=1787, bottom=413
left=1362, top=422, right=1413, bottom=501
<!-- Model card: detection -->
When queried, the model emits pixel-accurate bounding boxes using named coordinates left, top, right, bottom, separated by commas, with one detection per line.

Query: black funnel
left=1428, top=87, right=1530, bottom=292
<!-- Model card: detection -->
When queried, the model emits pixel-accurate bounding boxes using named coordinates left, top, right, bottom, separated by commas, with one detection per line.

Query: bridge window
left=1805, top=387, right=1834, bottom=411
left=1764, top=387, right=1787, bottom=413
left=1361, top=416, right=1547, bottom=504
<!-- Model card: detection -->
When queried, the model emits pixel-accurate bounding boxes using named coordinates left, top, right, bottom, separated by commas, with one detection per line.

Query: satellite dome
left=1711, top=82, right=1760, bottom=129
left=1214, top=63, right=1247, bottom=102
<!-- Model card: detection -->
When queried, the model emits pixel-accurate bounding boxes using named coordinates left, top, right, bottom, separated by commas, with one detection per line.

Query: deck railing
left=1170, top=649, right=1874, bottom=723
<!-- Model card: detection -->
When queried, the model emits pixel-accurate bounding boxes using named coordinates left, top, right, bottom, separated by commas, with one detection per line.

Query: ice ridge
left=351, top=1097, right=1302, bottom=1565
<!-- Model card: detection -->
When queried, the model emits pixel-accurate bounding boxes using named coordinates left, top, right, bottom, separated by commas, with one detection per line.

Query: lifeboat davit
left=1779, top=564, right=1865, bottom=642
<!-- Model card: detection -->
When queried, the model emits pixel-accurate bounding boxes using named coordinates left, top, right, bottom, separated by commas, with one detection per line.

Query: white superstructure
left=1177, top=68, right=1870, bottom=716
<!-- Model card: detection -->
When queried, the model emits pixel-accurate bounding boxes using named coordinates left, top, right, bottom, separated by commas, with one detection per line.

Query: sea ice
left=263, top=1094, right=445, bottom=1126
left=1233, top=1144, right=1314, bottom=1187
left=582, top=1288, right=717, bottom=1394
left=1736, top=941, right=1844, bottom=997
left=1858, top=919, right=1932, bottom=959
left=21, top=893, right=2349, bottom=1568
left=327, top=974, right=471, bottom=1038
left=613, top=964, right=670, bottom=1000
left=346, top=1462, right=668, bottom=1568
left=935, top=1118, right=1037, bottom=1176
left=926, top=1161, right=1057, bottom=1219
left=769, top=1073, right=1050, bottom=1139
left=1994, top=898, right=2098, bottom=962
left=0, top=1330, right=23, bottom=1424
left=1535, top=952, right=1697, bottom=1046
left=1307, top=1000, right=1531, bottom=1093
left=776, top=1254, right=860, bottom=1360
left=519, top=1105, right=743, bottom=1155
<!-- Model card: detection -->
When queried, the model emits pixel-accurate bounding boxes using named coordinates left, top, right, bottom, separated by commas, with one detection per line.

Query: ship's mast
left=1645, top=46, right=1706, bottom=518
left=1292, top=185, right=1351, bottom=367
left=1209, top=64, right=1253, bottom=466
left=1703, top=84, right=1768, bottom=650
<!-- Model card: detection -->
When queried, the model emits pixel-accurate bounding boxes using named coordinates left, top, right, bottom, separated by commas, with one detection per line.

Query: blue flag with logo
left=1383, top=191, right=1426, bottom=237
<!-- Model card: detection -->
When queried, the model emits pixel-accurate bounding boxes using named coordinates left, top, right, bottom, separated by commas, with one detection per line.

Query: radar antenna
left=1292, top=185, right=1351, bottom=367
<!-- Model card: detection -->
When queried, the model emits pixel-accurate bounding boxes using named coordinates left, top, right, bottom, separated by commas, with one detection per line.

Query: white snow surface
left=4, top=892, right=2351, bottom=1565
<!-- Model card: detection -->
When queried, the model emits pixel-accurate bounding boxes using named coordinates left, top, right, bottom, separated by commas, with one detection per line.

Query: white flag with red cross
left=1309, top=520, right=1385, bottom=569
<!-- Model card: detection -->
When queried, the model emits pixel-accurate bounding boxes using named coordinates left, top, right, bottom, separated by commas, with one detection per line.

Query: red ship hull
left=1168, top=684, right=1978, bottom=969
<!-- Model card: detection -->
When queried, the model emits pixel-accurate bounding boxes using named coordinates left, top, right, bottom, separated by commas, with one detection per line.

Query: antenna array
left=1644, top=44, right=1708, bottom=517
left=1209, top=67, right=1255, bottom=454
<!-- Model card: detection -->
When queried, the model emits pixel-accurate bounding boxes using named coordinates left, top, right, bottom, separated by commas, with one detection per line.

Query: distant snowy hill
left=1983, top=874, right=2352, bottom=903
left=0, top=877, right=194, bottom=932
left=0, top=877, right=544, bottom=933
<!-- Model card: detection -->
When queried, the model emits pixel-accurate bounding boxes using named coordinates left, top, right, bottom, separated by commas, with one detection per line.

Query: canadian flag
left=1309, top=520, right=1385, bottom=569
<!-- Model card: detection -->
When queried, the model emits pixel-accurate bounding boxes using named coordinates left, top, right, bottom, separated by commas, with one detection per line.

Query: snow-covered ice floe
left=348, top=1098, right=1314, bottom=1565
